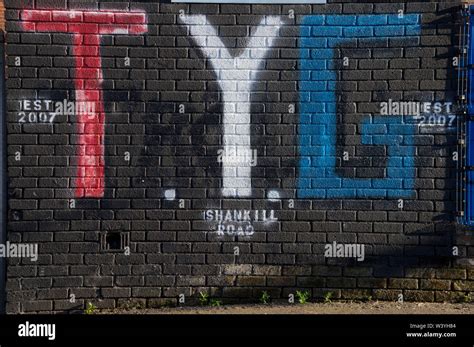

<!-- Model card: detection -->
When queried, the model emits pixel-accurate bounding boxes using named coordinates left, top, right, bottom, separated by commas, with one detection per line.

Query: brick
left=102, top=288, right=131, bottom=298
left=236, top=276, right=265, bottom=287
left=341, top=289, right=372, bottom=300
left=267, top=254, right=295, bottom=265
left=373, top=289, right=402, bottom=301
left=452, top=281, right=474, bottom=291
left=357, top=278, right=387, bottom=289
left=176, top=276, right=205, bottom=286
left=435, top=291, right=466, bottom=303
left=404, top=290, right=435, bottom=302
left=297, top=277, right=324, bottom=287
left=23, top=300, right=53, bottom=312
left=388, top=278, right=418, bottom=289
left=132, top=288, right=162, bottom=298
left=222, top=264, right=252, bottom=275
left=252, top=265, right=281, bottom=276
left=436, top=269, right=467, bottom=280
left=420, top=279, right=451, bottom=291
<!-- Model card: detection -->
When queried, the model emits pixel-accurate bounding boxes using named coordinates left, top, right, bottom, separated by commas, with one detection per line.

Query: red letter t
left=21, top=9, right=148, bottom=198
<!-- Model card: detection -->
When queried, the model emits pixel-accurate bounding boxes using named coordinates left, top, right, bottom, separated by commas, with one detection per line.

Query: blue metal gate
left=459, top=5, right=474, bottom=226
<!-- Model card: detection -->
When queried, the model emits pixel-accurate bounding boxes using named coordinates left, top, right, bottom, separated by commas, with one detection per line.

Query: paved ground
left=104, top=301, right=474, bottom=315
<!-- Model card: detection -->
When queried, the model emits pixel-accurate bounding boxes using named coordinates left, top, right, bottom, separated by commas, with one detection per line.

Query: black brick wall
left=4, top=0, right=474, bottom=313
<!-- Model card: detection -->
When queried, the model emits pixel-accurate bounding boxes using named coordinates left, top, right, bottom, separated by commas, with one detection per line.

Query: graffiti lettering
left=205, top=209, right=277, bottom=237
left=298, top=14, right=421, bottom=199
left=181, top=15, right=282, bottom=198
left=21, top=10, right=148, bottom=198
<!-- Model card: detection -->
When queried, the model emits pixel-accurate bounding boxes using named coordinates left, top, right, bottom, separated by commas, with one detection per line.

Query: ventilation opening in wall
left=100, top=232, right=130, bottom=252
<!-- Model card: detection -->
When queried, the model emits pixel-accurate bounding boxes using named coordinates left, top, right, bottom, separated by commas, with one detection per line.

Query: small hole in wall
left=106, top=233, right=121, bottom=250
left=101, top=232, right=130, bottom=252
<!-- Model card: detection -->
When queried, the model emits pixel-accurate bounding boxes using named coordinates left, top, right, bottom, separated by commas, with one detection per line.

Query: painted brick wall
left=4, top=0, right=474, bottom=313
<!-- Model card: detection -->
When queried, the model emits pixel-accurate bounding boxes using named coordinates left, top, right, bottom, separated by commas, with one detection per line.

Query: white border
left=172, top=0, right=326, bottom=3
